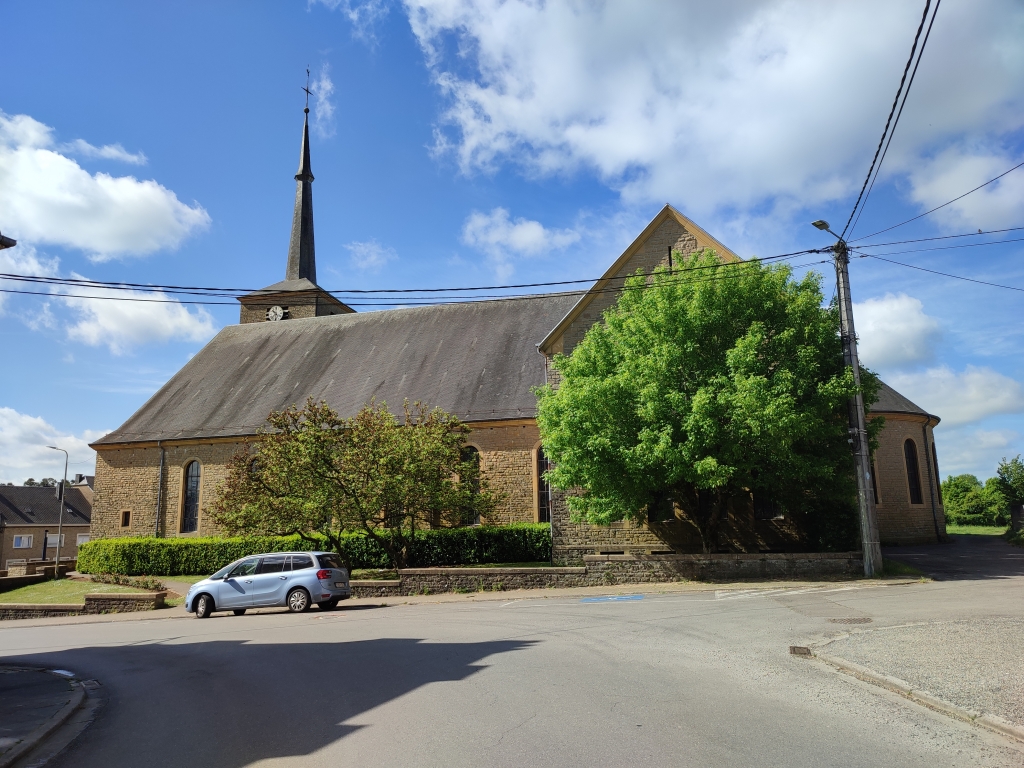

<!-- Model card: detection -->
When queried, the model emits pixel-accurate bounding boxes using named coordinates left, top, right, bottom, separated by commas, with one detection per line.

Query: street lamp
left=810, top=219, right=883, bottom=577
left=0, top=231, right=16, bottom=250
left=47, top=446, right=68, bottom=579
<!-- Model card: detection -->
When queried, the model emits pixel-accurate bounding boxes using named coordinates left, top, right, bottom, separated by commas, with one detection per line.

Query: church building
left=89, top=109, right=947, bottom=561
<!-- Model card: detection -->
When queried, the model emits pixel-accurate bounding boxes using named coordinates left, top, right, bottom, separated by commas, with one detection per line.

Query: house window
left=13, top=535, right=33, bottom=549
left=77, top=534, right=91, bottom=546
left=870, top=458, right=880, bottom=504
left=536, top=447, right=551, bottom=523
left=181, top=461, right=201, bottom=533
left=904, top=439, right=924, bottom=505
left=932, top=442, right=943, bottom=503
left=121, top=510, right=132, bottom=528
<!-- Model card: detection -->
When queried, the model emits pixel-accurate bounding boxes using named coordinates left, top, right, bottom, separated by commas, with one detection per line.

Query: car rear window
left=317, top=554, right=343, bottom=570
left=258, top=555, right=288, bottom=574
left=290, top=554, right=314, bottom=570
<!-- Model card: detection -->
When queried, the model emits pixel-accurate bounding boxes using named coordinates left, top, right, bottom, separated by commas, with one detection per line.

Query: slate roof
left=870, top=380, right=938, bottom=422
left=0, top=486, right=92, bottom=527
left=240, top=278, right=321, bottom=298
left=94, top=293, right=580, bottom=445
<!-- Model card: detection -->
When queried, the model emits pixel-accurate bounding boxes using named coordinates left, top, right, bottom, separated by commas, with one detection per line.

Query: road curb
left=0, top=673, right=85, bottom=768
left=810, top=650, right=1024, bottom=744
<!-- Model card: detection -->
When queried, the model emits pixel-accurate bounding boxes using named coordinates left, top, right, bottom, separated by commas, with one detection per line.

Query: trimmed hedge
left=77, top=524, right=551, bottom=576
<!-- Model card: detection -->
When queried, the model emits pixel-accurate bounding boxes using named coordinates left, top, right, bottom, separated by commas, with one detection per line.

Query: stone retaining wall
left=360, top=552, right=864, bottom=596
left=0, top=574, right=47, bottom=593
left=0, top=591, right=166, bottom=620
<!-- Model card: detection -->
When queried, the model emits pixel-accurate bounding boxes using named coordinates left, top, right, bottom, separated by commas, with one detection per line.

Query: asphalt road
left=1, top=541, right=1022, bottom=767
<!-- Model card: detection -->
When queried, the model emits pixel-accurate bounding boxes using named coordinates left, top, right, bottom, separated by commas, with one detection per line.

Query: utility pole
left=48, top=446, right=69, bottom=579
left=813, top=220, right=883, bottom=577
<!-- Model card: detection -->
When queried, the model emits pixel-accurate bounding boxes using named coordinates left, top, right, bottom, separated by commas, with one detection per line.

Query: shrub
left=77, top=524, right=551, bottom=576
left=941, top=474, right=1008, bottom=527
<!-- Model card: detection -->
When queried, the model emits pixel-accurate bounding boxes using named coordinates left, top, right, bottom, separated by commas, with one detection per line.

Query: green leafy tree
left=212, top=398, right=499, bottom=568
left=941, top=473, right=1008, bottom=526
left=536, top=249, right=880, bottom=553
left=996, top=455, right=1024, bottom=509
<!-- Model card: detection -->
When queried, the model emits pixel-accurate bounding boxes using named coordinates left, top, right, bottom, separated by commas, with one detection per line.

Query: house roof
left=870, top=381, right=939, bottom=423
left=93, top=292, right=580, bottom=446
left=540, top=205, right=741, bottom=353
left=0, top=486, right=92, bottom=527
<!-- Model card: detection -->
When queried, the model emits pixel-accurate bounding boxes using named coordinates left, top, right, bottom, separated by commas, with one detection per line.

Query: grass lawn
left=946, top=525, right=1009, bottom=536
left=0, top=579, right=149, bottom=604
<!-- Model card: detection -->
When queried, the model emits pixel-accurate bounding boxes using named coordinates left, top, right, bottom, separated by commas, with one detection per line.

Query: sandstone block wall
left=92, top=420, right=544, bottom=539
left=560, top=218, right=703, bottom=356
left=870, top=414, right=945, bottom=545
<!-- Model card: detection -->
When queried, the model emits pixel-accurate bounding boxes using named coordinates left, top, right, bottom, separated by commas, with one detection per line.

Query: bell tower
left=238, top=96, right=354, bottom=324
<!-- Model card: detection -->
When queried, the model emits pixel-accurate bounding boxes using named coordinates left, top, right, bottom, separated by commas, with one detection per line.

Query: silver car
left=185, top=551, right=351, bottom=618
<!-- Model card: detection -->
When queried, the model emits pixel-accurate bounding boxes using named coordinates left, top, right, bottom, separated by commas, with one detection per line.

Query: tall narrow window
left=461, top=446, right=481, bottom=526
left=870, top=459, right=880, bottom=504
left=537, top=447, right=551, bottom=523
left=181, top=461, right=201, bottom=533
left=904, top=440, right=923, bottom=505
left=931, top=442, right=943, bottom=503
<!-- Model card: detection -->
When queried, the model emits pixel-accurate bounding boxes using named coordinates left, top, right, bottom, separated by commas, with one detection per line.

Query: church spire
left=285, top=101, right=316, bottom=283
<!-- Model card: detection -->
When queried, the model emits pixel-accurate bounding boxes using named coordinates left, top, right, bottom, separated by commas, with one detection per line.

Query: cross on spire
left=302, top=67, right=312, bottom=114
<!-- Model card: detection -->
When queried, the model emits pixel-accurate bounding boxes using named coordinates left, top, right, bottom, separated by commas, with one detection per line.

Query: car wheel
left=233, top=609, right=247, bottom=616
left=195, top=594, right=214, bottom=619
left=287, top=588, right=311, bottom=613
left=316, top=599, right=339, bottom=611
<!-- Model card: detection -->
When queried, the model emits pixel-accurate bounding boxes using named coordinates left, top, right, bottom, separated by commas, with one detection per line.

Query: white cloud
left=313, top=0, right=390, bottom=43
left=59, top=138, right=147, bottom=165
left=62, top=278, right=217, bottom=355
left=344, top=239, right=397, bottom=271
left=310, top=63, right=337, bottom=139
left=905, top=145, right=1024, bottom=232
left=933, top=427, right=1018, bottom=480
left=402, top=0, right=1024, bottom=236
left=461, top=207, right=580, bottom=278
left=0, top=407, right=105, bottom=486
left=0, top=111, right=210, bottom=260
left=887, top=365, right=1024, bottom=428
left=854, top=293, right=941, bottom=370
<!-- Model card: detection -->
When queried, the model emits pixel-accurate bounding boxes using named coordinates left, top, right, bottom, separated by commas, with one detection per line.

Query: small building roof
left=93, top=293, right=580, bottom=446
left=0, top=486, right=92, bottom=527
left=870, top=380, right=939, bottom=423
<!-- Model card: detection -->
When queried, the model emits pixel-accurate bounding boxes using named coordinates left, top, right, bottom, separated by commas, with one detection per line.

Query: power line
left=0, top=258, right=832, bottom=308
left=840, top=0, right=935, bottom=239
left=855, top=235, right=1024, bottom=257
left=847, top=0, right=941, bottom=239
left=856, top=252, right=1024, bottom=293
left=849, top=157, right=1024, bottom=243
left=853, top=225, right=1024, bottom=249
left=0, top=248, right=826, bottom=300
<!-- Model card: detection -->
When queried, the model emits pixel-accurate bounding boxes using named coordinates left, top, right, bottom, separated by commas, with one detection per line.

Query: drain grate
left=828, top=617, right=873, bottom=624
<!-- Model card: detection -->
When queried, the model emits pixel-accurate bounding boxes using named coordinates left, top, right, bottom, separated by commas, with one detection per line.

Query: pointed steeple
left=286, top=107, right=316, bottom=283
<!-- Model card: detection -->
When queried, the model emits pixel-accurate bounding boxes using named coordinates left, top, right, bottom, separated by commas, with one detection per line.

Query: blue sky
left=1, top=0, right=1023, bottom=484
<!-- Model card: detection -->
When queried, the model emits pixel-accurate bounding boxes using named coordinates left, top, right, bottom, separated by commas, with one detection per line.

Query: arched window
left=536, top=446, right=551, bottom=523
left=181, top=461, right=201, bottom=533
left=460, top=446, right=481, bottom=526
left=931, top=442, right=943, bottom=503
left=904, top=440, right=923, bottom=505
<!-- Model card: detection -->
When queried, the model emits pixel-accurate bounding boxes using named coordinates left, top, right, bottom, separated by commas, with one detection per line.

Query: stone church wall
left=91, top=420, right=544, bottom=541
left=870, top=414, right=946, bottom=545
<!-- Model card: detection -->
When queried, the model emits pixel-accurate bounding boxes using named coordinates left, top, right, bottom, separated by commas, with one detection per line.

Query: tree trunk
left=675, top=486, right=728, bottom=554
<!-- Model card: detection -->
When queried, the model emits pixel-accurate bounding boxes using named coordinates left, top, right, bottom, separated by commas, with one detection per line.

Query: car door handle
left=244, top=580, right=253, bottom=584
left=278, top=576, right=287, bottom=580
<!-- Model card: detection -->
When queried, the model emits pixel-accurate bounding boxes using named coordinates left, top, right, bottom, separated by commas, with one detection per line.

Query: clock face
left=266, top=305, right=285, bottom=322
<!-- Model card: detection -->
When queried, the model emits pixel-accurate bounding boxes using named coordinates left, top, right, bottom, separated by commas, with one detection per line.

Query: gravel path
left=824, top=618, right=1024, bottom=727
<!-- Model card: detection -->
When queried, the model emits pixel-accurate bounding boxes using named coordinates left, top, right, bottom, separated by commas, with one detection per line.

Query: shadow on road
left=5, top=635, right=535, bottom=768
left=884, top=533, right=1024, bottom=580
